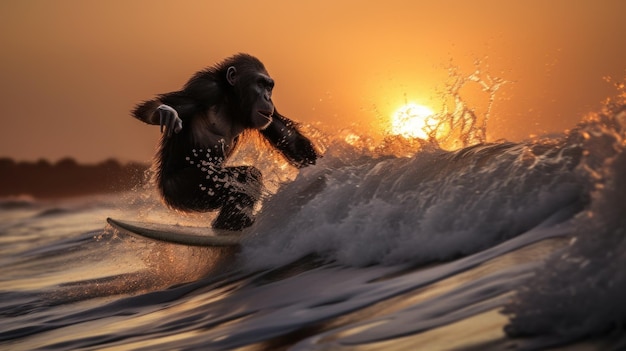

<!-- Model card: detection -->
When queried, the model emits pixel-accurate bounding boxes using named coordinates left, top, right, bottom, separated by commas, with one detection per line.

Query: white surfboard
left=106, top=218, right=242, bottom=247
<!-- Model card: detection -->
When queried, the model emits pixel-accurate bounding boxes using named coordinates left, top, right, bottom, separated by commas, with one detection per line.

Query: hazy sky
left=1, top=0, right=625, bottom=163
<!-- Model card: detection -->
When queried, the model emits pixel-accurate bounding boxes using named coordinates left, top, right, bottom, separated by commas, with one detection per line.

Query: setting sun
left=391, top=103, right=436, bottom=139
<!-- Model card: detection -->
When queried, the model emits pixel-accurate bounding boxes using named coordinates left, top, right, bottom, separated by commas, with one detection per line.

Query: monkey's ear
left=226, top=66, right=237, bottom=86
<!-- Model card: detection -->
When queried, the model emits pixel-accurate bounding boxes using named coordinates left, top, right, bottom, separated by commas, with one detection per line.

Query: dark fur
left=132, top=54, right=318, bottom=229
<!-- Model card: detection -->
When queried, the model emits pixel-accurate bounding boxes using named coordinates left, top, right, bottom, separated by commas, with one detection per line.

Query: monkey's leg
left=211, top=166, right=262, bottom=230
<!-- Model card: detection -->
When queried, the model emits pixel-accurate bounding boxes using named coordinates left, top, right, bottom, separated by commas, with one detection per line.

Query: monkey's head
left=221, top=54, right=275, bottom=130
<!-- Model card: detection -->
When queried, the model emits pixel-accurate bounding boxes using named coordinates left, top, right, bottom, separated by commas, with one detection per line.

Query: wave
left=233, top=99, right=626, bottom=347
left=242, top=130, right=591, bottom=269
left=2, top=71, right=624, bottom=349
left=503, top=106, right=626, bottom=348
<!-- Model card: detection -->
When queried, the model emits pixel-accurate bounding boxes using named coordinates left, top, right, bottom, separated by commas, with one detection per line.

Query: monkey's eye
left=258, top=78, right=274, bottom=90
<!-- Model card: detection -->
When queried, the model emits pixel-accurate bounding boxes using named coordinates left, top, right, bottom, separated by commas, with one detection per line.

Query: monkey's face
left=227, top=65, right=275, bottom=130
left=249, top=72, right=275, bottom=130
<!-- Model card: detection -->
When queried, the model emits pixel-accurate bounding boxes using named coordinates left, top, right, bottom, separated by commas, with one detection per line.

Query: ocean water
left=2, top=96, right=626, bottom=349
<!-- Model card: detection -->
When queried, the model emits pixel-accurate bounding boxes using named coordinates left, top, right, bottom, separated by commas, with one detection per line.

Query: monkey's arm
left=132, top=99, right=162, bottom=125
left=261, top=111, right=319, bottom=168
left=132, top=74, right=220, bottom=136
left=132, top=89, right=206, bottom=137
left=132, top=100, right=183, bottom=137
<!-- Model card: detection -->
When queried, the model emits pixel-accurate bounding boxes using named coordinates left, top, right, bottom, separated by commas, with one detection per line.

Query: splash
left=369, top=62, right=509, bottom=157
left=429, top=62, right=508, bottom=149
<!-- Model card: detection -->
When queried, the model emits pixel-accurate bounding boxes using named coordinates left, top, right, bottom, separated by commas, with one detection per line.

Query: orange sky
left=1, top=0, right=625, bottom=163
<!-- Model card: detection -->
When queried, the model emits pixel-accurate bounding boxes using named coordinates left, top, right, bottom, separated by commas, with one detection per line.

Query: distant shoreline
left=0, top=158, right=150, bottom=198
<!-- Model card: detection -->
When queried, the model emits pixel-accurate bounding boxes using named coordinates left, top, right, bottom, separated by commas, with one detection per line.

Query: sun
left=391, top=103, right=436, bottom=139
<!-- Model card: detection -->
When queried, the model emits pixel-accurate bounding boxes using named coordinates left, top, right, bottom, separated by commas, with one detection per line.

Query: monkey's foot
left=212, top=208, right=254, bottom=231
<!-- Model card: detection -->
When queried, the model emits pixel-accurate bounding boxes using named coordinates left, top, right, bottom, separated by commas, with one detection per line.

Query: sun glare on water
left=391, top=103, right=437, bottom=139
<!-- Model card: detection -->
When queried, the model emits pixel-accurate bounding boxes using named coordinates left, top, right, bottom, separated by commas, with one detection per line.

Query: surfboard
left=106, top=217, right=242, bottom=247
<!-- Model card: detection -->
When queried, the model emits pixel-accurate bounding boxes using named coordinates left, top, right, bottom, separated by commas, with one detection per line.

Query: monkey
left=132, top=54, right=319, bottom=230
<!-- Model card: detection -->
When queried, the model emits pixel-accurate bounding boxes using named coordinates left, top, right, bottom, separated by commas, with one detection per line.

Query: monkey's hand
left=290, top=135, right=319, bottom=168
left=275, top=132, right=319, bottom=168
left=157, top=104, right=183, bottom=137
